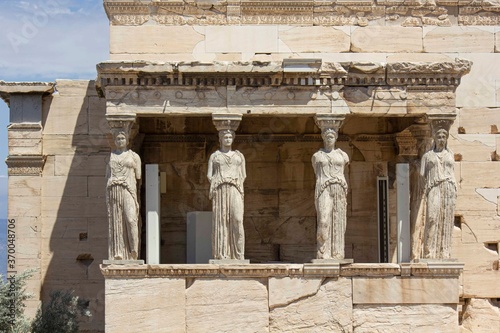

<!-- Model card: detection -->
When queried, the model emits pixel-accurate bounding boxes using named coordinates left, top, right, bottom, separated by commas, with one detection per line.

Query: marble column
left=208, top=113, right=249, bottom=264
left=311, top=114, right=352, bottom=263
left=105, top=114, right=143, bottom=264
left=395, top=118, right=432, bottom=261
left=420, top=114, right=457, bottom=260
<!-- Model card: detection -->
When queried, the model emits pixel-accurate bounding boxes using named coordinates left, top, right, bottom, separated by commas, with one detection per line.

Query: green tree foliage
left=1, top=270, right=91, bottom=333
left=31, top=290, right=91, bottom=333
left=0, top=270, right=34, bottom=333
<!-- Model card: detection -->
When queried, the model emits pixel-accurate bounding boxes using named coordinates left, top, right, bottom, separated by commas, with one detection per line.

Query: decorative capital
left=106, top=113, right=136, bottom=138
left=212, top=113, right=242, bottom=132
left=395, top=123, right=432, bottom=159
left=427, top=113, right=456, bottom=135
left=314, top=113, right=346, bottom=133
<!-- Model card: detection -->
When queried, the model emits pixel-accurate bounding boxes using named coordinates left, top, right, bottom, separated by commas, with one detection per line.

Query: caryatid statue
left=312, top=114, right=349, bottom=260
left=106, top=115, right=142, bottom=261
left=208, top=114, right=246, bottom=260
left=420, top=115, right=457, bottom=259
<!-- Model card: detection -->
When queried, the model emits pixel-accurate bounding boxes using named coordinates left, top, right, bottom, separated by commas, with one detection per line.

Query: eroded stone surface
left=186, top=278, right=268, bottom=333
left=106, top=278, right=185, bottom=333
left=353, top=304, right=457, bottom=333
left=460, top=298, right=500, bottom=333
left=353, top=277, right=459, bottom=304
left=270, top=278, right=352, bottom=333
left=269, top=277, right=323, bottom=309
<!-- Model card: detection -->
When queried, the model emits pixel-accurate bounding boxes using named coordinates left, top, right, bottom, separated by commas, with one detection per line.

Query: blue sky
left=0, top=0, right=109, bottom=276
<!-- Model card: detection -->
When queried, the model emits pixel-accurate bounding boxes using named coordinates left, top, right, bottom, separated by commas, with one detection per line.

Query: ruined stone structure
left=1, top=1, right=500, bottom=332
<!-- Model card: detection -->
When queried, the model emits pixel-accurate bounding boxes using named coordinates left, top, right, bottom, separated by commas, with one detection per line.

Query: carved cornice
left=100, top=262, right=463, bottom=279
left=340, top=263, right=401, bottom=277
left=386, top=59, right=472, bottom=87
left=7, top=123, right=43, bottom=132
left=410, top=261, right=464, bottom=277
left=103, top=0, right=500, bottom=26
left=0, top=81, right=54, bottom=106
left=5, top=155, right=46, bottom=176
left=96, top=60, right=472, bottom=96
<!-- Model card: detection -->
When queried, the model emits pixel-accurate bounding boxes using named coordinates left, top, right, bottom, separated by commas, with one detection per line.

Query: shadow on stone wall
left=42, top=80, right=108, bottom=332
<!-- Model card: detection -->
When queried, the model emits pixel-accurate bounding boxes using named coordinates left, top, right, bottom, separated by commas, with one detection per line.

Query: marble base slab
left=103, top=260, right=145, bottom=265
left=311, top=259, right=354, bottom=264
left=413, top=258, right=459, bottom=263
left=209, top=259, right=250, bottom=265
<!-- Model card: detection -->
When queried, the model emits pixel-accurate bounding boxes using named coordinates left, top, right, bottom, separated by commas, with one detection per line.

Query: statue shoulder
left=208, top=150, right=219, bottom=161
left=339, top=149, right=349, bottom=163
left=130, top=150, right=141, bottom=162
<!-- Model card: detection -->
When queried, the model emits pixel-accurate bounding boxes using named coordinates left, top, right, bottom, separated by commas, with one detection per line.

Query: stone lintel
left=100, top=262, right=463, bottom=279
left=97, top=60, right=469, bottom=117
left=0, top=81, right=54, bottom=106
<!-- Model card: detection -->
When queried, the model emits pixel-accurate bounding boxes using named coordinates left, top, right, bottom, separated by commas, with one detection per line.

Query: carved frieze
left=103, top=0, right=500, bottom=26
left=100, top=262, right=463, bottom=278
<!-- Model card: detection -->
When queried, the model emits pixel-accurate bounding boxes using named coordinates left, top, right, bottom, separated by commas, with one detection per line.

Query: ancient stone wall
left=4, top=1, right=500, bottom=331
left=103, top=1, right=500, bottom=327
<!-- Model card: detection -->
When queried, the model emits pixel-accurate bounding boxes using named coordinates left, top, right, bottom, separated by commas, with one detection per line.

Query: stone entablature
left=0, top=81, right=54, bottom=106
left=103, top=0, right=500, bottom=26
left=97, top=59, right=471, bottom=116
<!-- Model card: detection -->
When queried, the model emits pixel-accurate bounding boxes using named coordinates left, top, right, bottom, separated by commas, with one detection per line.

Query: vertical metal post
left=377, top=177, right=389, bottom=263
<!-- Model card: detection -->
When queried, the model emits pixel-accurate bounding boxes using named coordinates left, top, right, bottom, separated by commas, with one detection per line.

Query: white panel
left=146, top=164, right=160, bottom=264
left=187, top=212, right=212, bottom=264
left=397, top=163, right=410, bottom=263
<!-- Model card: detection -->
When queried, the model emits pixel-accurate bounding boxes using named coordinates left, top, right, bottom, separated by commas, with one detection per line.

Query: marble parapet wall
left=101, top=262, right=463, bottom=333
left=103, top=0, right=500, bottom=27
left=97, top=59, right=471, bottom=117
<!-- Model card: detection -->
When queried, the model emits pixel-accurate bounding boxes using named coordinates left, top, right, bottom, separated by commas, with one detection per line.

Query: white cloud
left=0, top=0, right=109, bottom=81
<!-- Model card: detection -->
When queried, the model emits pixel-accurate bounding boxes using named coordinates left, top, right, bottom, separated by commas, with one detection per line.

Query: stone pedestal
left=101, top=262, right=464, bottom=333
